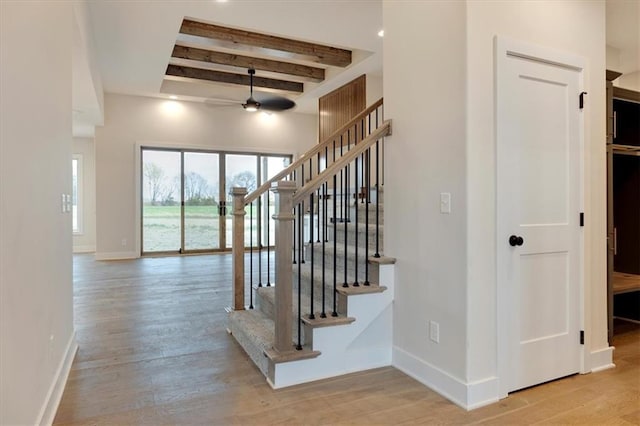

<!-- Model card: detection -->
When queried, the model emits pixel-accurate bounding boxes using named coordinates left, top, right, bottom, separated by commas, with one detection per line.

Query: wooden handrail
left=244, top=98, right=384, bottom=205
left=292, top=120, right=391, bottom=205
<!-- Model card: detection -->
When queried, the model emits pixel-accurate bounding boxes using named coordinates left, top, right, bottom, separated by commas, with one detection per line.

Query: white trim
left=72, top=155, right=83, bottom=235
left=393, top=346, right=468, bottom=409
left=589, top=346, right=615, bottom=373
left=393, top=347, right=500, bottom=410
left=466, top=377, right=500, bottom=410
left=94, top=251, right=138, bottom=260
left=72, top=244, right=95, bottom=253
left=37, top=332, right=78, bottom=426
left=495, top=35, right=587, bottom=398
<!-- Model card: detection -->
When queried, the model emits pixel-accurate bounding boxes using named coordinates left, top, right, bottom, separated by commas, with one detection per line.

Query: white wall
left=95, top=94, right=317, bottom=258
left=366, top=74, right=384, bottom=106
left=384, top=0, right=608, bottom=408
left=465, top=0, right=608, bottom=386
left=0, top=2, right=75, bottom=424
left=384, top=0, right=469, bottom=388
left=73, top=137, right=96, bottom=252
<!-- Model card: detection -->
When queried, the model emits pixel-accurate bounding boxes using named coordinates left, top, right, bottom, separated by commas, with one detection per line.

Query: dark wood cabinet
left=612, top=98, right=640, bottom=275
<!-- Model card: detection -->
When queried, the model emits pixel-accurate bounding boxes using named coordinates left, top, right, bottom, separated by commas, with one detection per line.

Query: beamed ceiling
left=163, top=18, right=354, bottom=102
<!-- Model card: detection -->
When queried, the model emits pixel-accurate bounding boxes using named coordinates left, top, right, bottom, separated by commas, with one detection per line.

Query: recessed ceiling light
left=378, top=30, right=384, bottom=37
left=169, top=95, right=178, bottom=100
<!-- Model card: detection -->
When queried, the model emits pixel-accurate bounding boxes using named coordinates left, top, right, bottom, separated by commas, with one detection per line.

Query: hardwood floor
left=55, top=254, right=640, bottom=425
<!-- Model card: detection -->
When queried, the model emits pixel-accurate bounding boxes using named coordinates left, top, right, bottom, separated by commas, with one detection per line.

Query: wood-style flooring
left=54, top=254, right=640, bottom=425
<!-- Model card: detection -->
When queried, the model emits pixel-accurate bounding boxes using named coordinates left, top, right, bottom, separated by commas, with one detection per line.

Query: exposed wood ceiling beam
left=180, top=19, right=352, bottom=68
left=165, top=65, right=304, bottom=93
left=172, top=45, right=325, bottom=82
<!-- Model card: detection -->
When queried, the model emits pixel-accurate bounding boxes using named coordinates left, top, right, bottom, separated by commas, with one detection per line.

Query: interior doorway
left=496, top=37, right=584, bottom=396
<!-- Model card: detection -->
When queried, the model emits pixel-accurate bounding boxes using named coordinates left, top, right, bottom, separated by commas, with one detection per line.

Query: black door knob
left=509, top=235, right=524, bottom=247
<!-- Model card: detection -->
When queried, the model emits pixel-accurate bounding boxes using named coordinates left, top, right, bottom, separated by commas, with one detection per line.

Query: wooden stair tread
left=301, top=314, right=355, bottom=328
left=336, top=285, right=387, bottom=296
left=264, top=347, right=321, bottom=363
left=368, top=255, right=396, bottom=265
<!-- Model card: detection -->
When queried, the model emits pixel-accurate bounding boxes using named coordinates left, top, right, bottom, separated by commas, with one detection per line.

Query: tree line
left=143, top=162, right=256, bottom=206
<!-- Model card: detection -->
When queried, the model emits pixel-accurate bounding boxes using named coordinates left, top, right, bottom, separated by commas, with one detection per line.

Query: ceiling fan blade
left=258, top=96, right=296, bottom=112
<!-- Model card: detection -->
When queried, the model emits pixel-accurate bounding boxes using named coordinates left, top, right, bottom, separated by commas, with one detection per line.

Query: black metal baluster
left=257, top=195, right=263, bottom=286
left=338, top=136, right=343, bottom=223
left=365, top=133, right=371, bottom=285
left=297, top=202, right=303, bottom=350
left=332, top=173, right=338, bottom=316
left=361, top=116, right=366, bottom=204
left=324, top=146, right=329, bottom=242
left=343, top=131, right=350, bottom=288
left=309, top=192, right=315, bottom=320
left=266, top=192, right=271, bottom=286
left=316, top=153, right=321, bottom=243
left=301, top=163, right=306, bottom=264
left=249, top=201, right=254, bottom=308
left=353, top=152, right=359, bottom=287
left=374, top=136, right=381, bottom=258
left=292, top=170, right=297, bottom=264
left=381, top=104, right=385, bottom=186
left=321, top=181, right=327, bottom=318
left=344, top=130, right=350, bottom=223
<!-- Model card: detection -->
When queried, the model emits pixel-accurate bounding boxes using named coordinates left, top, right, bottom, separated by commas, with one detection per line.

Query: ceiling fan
left=242, top=68, right=296, bottom=112
left=205, top=68, right=296, bottom=113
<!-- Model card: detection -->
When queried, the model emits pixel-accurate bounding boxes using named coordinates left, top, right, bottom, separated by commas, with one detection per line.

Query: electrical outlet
left=429, top=321, right=440, bottom=343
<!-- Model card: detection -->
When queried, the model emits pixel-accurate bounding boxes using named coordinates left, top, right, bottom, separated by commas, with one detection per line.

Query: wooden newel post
left=232, top=187, right=248, bottom=311
left=271, top=180, right=296, bottom=353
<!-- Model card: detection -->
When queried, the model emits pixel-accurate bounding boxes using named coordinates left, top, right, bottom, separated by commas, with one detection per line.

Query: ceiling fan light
left=242, top=97, right=260, bottom=112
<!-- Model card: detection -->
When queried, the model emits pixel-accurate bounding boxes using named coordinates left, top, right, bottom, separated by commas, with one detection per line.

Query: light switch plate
left=440, top=192, right=451, bottom=214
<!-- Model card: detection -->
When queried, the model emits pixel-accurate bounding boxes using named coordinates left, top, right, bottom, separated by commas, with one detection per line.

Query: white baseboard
left=94, top=251, right=138, bottom=260
left=466, top=377, right=500, bottom=410
left=37, top=332, right=78, bottom=426
left=72, top=244, right=95, bottom=253
left=392, top=346, right=499, bottom=411
left=393, top=346, right=468, bottom=409
left=590, top=346, right=615, bottom=373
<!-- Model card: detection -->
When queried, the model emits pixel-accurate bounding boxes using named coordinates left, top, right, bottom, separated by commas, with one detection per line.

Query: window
left=72, top=155, right=83, bottom=234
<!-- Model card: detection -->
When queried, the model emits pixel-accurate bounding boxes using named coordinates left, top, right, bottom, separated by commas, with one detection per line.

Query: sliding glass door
left=142, top=150, right=181, bottom=252
left=184, top=152, right=221, bottom=251
left=141, top=148, right=291, bottom=255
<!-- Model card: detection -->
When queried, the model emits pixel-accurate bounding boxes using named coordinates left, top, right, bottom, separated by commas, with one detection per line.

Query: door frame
left=495, top=36, right=587, bottom=398
left=134, top=141, right=293, bottom=256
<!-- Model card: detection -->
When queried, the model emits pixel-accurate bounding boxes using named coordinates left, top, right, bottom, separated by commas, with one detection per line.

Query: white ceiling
left=86, top=1, right=383, bottom=114
left=77, top=0, right=638, bottom=126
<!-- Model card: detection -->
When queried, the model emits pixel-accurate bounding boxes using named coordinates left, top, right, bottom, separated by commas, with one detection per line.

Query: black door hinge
left=580, top=330, right=584, bottom=345
left=579, top=92, right=587, bottom=109
left=580, top=212, right=584, bottom=227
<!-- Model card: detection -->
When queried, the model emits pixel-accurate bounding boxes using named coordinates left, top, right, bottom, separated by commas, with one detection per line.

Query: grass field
left=142, top=205, right=271, bottom=252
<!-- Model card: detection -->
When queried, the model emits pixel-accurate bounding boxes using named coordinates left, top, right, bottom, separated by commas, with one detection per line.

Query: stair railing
left=231, top=99, right=384, bottom=312
left=271, top=120, right=391, bottom=353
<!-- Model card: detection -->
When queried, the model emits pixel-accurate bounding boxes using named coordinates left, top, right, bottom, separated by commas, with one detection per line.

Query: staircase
left=227, top=100, right=394, bottom=388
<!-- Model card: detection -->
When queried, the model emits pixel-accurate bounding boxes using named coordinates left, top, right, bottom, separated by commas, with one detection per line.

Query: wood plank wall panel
left=319, top=75, right=366, bottom=143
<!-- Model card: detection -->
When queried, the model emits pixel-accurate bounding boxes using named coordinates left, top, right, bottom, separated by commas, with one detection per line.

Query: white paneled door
left=497, top=39, right=584, bottom=394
